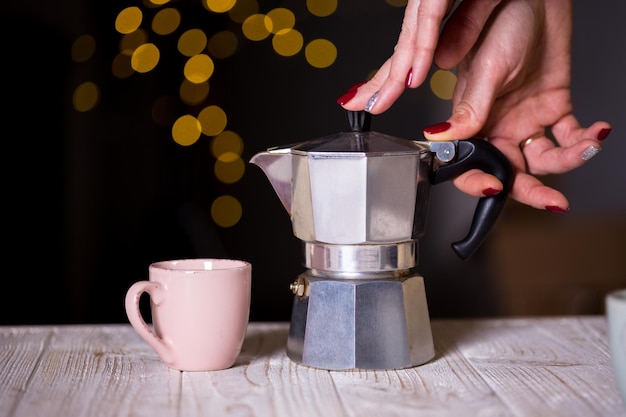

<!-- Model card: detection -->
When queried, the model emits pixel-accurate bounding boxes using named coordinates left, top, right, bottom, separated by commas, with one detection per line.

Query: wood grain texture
left=0, top=318, right=623, bottom=417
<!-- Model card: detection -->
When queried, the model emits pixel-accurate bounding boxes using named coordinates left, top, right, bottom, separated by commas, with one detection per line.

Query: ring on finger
left=519, top=132, right=544, bottom=152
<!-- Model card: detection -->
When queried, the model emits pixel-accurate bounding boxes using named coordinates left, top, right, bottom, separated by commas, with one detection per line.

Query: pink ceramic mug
left=125, top=258, right=251, bottom=371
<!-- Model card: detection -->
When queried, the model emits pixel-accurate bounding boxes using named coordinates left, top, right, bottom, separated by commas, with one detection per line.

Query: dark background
left=2, top=0, right=625, bottom=325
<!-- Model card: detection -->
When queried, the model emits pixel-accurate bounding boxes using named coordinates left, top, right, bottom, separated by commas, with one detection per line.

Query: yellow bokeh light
left=71, top=34, right=96, bottom=63
left=172, top=114, right=202, bottom=146
left=149, top=0, right=170, bottom=5
left=305, top=38, right=337, bottom=68
left=131, top=43, right=160, bottom=73
left=120, top=29, right=148, bottom=55
left=242, top=14, right=271, bottom=41
left=211, top=195, right=242, bottom=228
left=211, top=130, right=243, bottom=159
left=215, top=154, right=245, bottom=184
left=112, top=53, right=134, bottom=78
left=228, top=0, right=259, bottom=23
left=198, top=105, right=227, bottom=137
left=152, top=8, right=181, bottom=35
left=306, top=0, right=337, bottom=17
left=184, top=54, right=214, bottom=84
left=73, top=82, right=100, bottom=112
left=272, top=29, right=303, bottom=57
left=430, top=69, right=457, bottom=100
left=115, top=7, right=143, bottom=35
left=207, top=31, right=238, bottom=59
left=178, top=29, right=208, bottom=57
left=204, top=0, right=237, bottom=13
left=266, top=8, right=295, bottom=34
left=180, top=79, right=210, bottom=105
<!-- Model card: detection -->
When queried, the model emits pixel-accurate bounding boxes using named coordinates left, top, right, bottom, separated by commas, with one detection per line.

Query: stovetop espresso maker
left=250, top=110, right=513, bottom=370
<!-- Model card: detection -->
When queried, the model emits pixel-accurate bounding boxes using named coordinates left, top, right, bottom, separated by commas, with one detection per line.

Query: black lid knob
left=346, top=110, right=371, bottom=132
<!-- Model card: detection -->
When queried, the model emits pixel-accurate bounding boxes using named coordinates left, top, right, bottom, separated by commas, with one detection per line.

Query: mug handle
left=124, top=281, right=174, bottom=364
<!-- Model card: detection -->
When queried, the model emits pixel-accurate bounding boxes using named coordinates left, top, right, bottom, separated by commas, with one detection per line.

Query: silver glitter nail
left=581, top=146, right=601, bottom=161
left=364, top=91, right=379, bottom=112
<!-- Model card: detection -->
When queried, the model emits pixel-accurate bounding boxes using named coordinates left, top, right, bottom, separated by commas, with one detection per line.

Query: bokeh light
left=211, top=130, right=243, bottom=158
left=306, top=0, right=337, bottom=17
left=430, top=69, right=457, bottom=100
left=211, top=195, right=242, bottom=227
left=184, top=54, right=214, bottom=83
left=198, top=105, right=227, bottom=137
left=178, top=29, right=208, bottom=57
left=266, top=8, right=295, bottom=33
left=305, top=39, right=337, bottom=68
left=172, top=114, right=202, bottom=146
left=120, top=29, right=148, bottom=55
left=179, top=79, right=210, bottom=105
left=207, top=31, right=238, bottom=59
left=272, top=29, right=303, bottom=57
left=228, top=0, right=259, bottom=23
left=204, top=0, right=237, bottom=13
left=215, top=153, right=245, bottom=184
left=131, top=43, right=160, bottom=73
left=242, top=14, right=271, bottom=41
left=71, top=34, right=96, bottom=63
left=112, top=53, right=134, bottom=78
left=115, top=7, right=143, bottom=34
left=152, top=8, right=181, bottom=35
left=73, top=82, right=100, bottom=112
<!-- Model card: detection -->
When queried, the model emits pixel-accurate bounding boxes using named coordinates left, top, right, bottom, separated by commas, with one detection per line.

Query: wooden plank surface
left=0, top=318, right=623, bottom=417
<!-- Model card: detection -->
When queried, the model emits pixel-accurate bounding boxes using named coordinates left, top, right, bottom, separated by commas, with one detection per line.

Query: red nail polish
left=482, top=188, right=501, bottom=196
left=405, top=69, right=413, bottom=88
left=337, top=82, right=366, bottom=106
left=545, top=205, right=569, bottom=213
left=597, top=128, right=612, bottom=141
left=337, top=90, right=358, bottom=106
left=423, top=122, right=451, bottom=135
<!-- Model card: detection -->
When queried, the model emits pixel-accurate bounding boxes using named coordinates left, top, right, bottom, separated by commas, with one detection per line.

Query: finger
left=423, top=59, right=501, bottom=141
left=361, top=0, right=453, bottom=114
left=434, top=0, right=503, bottom=69
left=451, top=169, right=504, bottom=197
left=451, top=165, right=570, bottom=212
left=337, top=59, right=393, bottom=112
left=550, top=113, right=613, bottom=147
left=522, top=136, right=603, bottom=175
left=404, top=0, right=452, bottom=87
left=507, top=171, right=570, bottom=212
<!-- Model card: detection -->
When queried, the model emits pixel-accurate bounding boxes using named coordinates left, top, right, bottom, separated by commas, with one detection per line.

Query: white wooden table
left=1, top=317, right=624, bottom=417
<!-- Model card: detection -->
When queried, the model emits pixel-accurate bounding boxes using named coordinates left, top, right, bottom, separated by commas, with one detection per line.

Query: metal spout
left=249, top=148, right=293, bottom=213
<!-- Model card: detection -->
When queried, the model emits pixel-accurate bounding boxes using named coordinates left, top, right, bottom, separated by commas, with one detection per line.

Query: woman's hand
left=338, top=0, right=612, bottom=212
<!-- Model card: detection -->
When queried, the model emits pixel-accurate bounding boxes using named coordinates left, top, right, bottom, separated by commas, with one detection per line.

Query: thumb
left=423, top=63, right=498, bottom=141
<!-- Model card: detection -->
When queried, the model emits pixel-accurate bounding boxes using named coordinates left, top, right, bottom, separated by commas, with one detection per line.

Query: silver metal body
left=286, top=242, right=434, bottom=370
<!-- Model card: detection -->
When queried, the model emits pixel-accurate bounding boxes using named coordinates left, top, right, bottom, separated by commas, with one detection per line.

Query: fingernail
left=423, top=121, right=451, bottom=135
left=405, top=69, right=413, bottom=88
left=581, top=146, right=600, bottom=161
left=364, top=91, right=379, bottom=112
left=482, top=188, right=501, bottom=196
left=336, top=82, right=366, bottom=106
left=545, top=205, right=569, bottom=213
left=597, top=128, right=612, bottom=141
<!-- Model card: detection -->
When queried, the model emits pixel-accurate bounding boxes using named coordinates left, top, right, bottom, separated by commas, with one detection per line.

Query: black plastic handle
left=432, top=138, right=514, bottom=260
